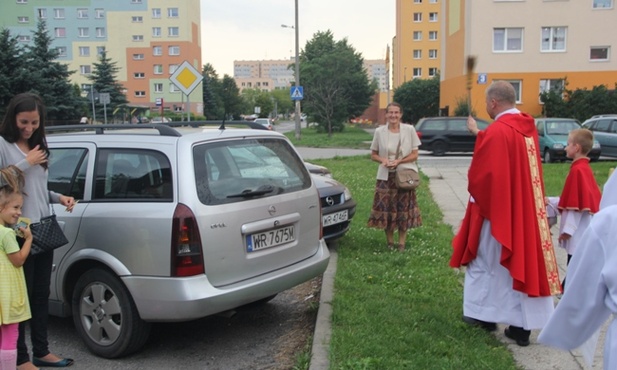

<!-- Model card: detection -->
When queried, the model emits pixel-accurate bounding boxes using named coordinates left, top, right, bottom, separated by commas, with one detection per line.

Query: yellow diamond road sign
left=170, top=61, right=203, bottom=95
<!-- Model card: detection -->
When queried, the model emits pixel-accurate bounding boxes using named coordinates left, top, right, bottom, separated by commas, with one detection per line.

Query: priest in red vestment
left=450, top=81, right=560, bottom=347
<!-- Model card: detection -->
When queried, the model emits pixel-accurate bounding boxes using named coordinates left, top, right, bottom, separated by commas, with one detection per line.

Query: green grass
left=284, top=125, right=373, bottom=149
left=307, top=156, right=617, bottom=370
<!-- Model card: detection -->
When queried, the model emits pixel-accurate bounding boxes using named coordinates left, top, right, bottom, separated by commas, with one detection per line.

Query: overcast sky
left=200, top=0, right=395, bottom=76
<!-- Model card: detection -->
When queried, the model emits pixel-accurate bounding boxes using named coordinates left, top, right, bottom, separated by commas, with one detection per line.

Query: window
left=132, top=35, right=144, bottom=42
left=54, top=27, right=66, bottom=38
left=152, top=27, right=161, bottom=37
left=54, top=8, right=65, bottom=19
left=413, top=49, right=422, bottom=59
left=131, top=0, right=142, bottom=3
left=16, top=0, right=27, bottom=3
left=133, top=53, right=145, bottom=60
left=539, top=79, right=564, bottom=102
left=168, top=46, right=180, bottom=55
left=170, top=83, right=180, bottom=93
left=413, top=31, right=422, bottom=41
left=429, top=12, right=438, bottom=22
left=17, top=35, right=31, bottom=42
left=429, top=67, right=438, bottom=77
left=593, top=0, right=613, bottom=8
left=168, top=8, right=179, bottom=17
left=154, top=65, right=163, bottom=74
left=57, top=46, right=67, bottom=56
left=37, top=8, right=46, bottom=19
left=95, top=8, right=104, bottom=18
left=18, top=16, right=29, bottom=23
left=96, top=28, right=105, bottom=38
left=429, top=49, right=438, bottom=59
left=132, top=16, right=143, bottom=22
left=168, top=27, right=179, bottom=37
left=541, top=27, right=566, bottom=51
left=78, top=28, right=89, bottom=38
left=590, top=46, right=609, bottom=61
left=429, top=31, right=438, bottom=40
left=134, top=72, right=145, bottom=79
left=413, top=68, right=422, bottom=78
left=413, top=12, right=422, bottom=22
left=169, top=64, right=179, bottom=74
left=496, top=80, right=522, bottom=102
left=79, top=46, right=90, bottom=56
left=77, top=8, right=88, bottom=18
left=97, top=46, right=105, bottom=56
left=414, top=0, right=422, bottom=3
left=153, top=46, right=162, bottom=56
left=493, top=28, right=523, bottom=52
left=152, top=8, right=161, bottom=18
left=154, top=83, right=163, bottom=93
left=430, top=0, right=438, bottom=3
left=80, top=65, right=91, bottom=75
left=135, top=91, right=146, bottom=97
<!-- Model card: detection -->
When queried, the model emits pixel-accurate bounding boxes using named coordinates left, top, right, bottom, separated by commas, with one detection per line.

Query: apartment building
left=364, top=59, right=389, bottom=92
left=394, top=0, right=441, bottom=88
left=234, top=59, right=295, bottom=92
left=440, top=0, right=617, bottom=119
left=2, top=0, right=203, bottom=115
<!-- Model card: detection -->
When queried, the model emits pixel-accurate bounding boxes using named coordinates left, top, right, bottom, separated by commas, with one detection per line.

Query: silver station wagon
left=45, top=123, right=330, bottom=358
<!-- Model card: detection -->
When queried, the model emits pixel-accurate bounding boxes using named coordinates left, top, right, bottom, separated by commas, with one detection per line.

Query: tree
left=393, top=76, right=440, bottom=124
left=0, top=29, right=25, bottom=117
left=299, top=30, right=376, bottom=135
left=271, top=88, right=293, bottom=118
left=88, top=49, right=128, bottom=122
left=241, top=88, right=274, bottom=118
left=23, top=19, right=82, bottom=121
left=540, top=78, right=617, bottom=122
left=219, top=75, right=243, bottom=120
left=202, top=63, right=224, bottom=120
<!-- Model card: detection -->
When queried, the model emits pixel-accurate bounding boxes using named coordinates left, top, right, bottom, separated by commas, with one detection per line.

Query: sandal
left=387, top=243, right=395, bottom=250
left=397, top=243, right=405, bottom=252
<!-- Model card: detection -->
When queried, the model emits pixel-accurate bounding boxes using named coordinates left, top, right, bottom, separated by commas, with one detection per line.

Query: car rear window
left=421, top=119, right=447, bottom=130
left=193, top=138, right=311, bottom=205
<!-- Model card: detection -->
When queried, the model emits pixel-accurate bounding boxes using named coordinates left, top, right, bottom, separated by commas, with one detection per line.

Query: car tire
left=431, top=140, right=448, bottom=156
left=543, top=149, right=553, bottom=163
left=72, top=268, right=151, bottom=358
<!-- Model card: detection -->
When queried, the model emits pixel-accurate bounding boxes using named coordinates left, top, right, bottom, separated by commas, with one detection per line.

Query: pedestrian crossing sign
left=291, top=86, right=304, bottom=101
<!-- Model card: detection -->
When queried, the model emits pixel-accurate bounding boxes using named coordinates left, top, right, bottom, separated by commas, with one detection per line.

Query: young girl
left=0, top=166, right=31, bottom=370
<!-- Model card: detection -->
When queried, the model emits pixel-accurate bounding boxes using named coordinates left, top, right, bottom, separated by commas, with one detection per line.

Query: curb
left=309, top=247, right=337, bottom=370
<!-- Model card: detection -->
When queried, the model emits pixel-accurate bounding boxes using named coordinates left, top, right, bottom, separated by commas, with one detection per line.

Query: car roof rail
left=590, top=114, right=617, bottom=119
left=46, top=123, right=182, bottom=137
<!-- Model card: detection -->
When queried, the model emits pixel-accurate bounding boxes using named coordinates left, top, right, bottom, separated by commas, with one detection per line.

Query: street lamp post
left=281, top=0, right=301, bottom=140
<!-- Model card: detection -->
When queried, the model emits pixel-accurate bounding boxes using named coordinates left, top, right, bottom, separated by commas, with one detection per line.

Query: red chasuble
left=450, top=113, right=561, bottom=297
left=558, top=158, right=601, bottom=214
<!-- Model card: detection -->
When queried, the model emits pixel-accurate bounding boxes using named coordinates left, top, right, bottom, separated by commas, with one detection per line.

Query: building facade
left=440, top=0, right=617, bottom=119
left=394, top=0, right=442, bottom=88
left=364, top=59, right=389, bottom=92
left=2, top=0, right=203, bottom=116
left=234, top=59, right=295, bottom=92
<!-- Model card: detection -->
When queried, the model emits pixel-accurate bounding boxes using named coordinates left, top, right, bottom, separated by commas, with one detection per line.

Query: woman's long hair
left=0, top=93, right=50, bottom=167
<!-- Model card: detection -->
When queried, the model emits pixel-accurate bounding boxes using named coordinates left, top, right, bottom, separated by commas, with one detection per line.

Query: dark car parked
left=415, top=117, right=490, bottom=156
left=582, top=114, right=617, bottom=158
left=536, top=118, right=601, bottom=162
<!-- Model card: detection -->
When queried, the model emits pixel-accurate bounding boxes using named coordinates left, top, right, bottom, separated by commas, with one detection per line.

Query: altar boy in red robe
left=556, top=128, right=601, bottom=289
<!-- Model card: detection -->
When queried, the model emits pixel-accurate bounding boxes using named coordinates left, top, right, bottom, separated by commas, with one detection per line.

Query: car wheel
left=72, top=268, right=151, bottom=358
left=543, top=149, right=553, bottom=163
left=431, top=140, right=448, bottom=156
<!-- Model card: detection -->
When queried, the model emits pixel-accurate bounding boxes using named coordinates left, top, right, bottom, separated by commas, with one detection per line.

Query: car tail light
left=416, top=131, right=423, bottom=139
left=171, top=203, right=204, bottom=277
left=319, top=195, right=323, bottom=240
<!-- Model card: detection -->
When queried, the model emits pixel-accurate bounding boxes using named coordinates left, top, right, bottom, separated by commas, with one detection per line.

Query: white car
left=150, top=116, right=171, bottom=123
left=254, top=118, right=273, bottom=130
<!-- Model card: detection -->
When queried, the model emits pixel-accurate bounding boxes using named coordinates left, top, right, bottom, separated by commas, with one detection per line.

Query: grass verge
left=308, top=156, right=616, bottom=370
left=284, top=125, right=373, bottom=149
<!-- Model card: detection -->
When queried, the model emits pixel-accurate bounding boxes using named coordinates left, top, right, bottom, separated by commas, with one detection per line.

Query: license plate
left=322, top=210, right=348, bottom=227
left=247, top=225, right=295, bottom=252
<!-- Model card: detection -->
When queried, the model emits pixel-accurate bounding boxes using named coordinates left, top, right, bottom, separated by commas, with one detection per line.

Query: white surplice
left=538, top=205, right=617, bottom=370
left=463, top=220, right=555, bottom=330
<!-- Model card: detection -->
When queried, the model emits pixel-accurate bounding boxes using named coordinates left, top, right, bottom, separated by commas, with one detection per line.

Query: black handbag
left=29, top=196, right=69, bottom=255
